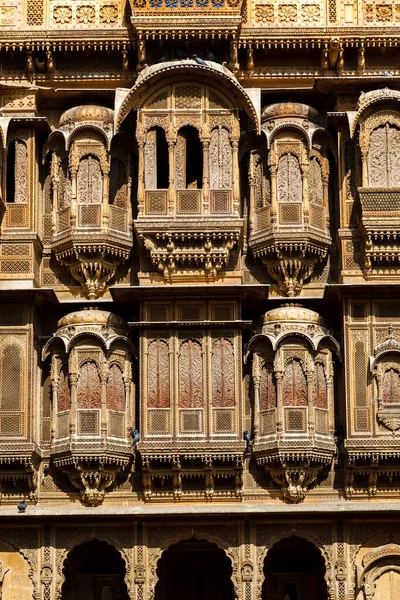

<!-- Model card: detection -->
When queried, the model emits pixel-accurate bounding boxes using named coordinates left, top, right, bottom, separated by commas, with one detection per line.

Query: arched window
left=178, top=339, right=203, bottom=408
left=110, top=157, right=128, bottom=208
left=77, top=154, right=102, bottom=204
left=212, top=338, right=235, bottom=408
left=106, top=364, right=125, bottom=412
left=209, top=127, right=232, bottom=190
left=58, top=365, right=71, bottom=412
left=175, top=126, right=203, bottom=190
left=148, top=339, right=170, bottom=408
left=259, top=361, right=277, bottom=411
left=282, top=359, right=307, bottom=406
left=369, top=123, right=400, bottom=187
left=309, top=158, right=324, bottom=206
left=58, top=159, right=71, bottom=209
left=277, top=153, right=302, bottom=204
left=383, top=368, right=400, bottom=404
left=145, top=127, right=169, bottom=190
left=6, top=139, right=28, bottom=203
left=77, top=361, right=101, bottom=409
left=312, top=363, right=327, bottom=409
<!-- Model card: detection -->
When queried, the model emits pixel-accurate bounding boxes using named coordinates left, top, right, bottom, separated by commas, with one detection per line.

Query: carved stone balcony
left=46, top=105, right=133, bottom=299
left=247, top=304, right=340, bottom=502
left=359, top=188, right=400, bottom=278
left=43, top=308, right=135, bottom=505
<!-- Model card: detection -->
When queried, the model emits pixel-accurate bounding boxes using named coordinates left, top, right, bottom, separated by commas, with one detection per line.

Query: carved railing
left=57, top=207, right=71, bottom=232
left=254, top=206, right=271, bottom=231
left=4, top=204, right=29, bottom=229
left=109, top=205, right=128, bottom=232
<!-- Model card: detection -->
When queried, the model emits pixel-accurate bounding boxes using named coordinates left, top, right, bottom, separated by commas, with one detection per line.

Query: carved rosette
left=43, top=308, right=136, bottom=506
left=246, top=304, right=340, bottom=502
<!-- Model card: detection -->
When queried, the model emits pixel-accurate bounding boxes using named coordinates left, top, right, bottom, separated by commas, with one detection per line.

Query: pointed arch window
left=282, top=359, right=307, bottom=407
left=277, top=153, right=302, bottom=204
left=77, top=361, right=101, bottom=409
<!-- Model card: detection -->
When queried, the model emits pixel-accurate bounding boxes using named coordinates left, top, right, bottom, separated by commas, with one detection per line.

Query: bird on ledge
left=193, top=54, right=207, bottom=66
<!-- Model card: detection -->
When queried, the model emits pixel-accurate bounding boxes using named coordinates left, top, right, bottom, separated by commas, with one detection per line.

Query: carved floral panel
left=148, top=339, right=170, bottom=408
left=277, top=153, right=302, bottom=203
left=57, top=365, right=71, bottom=412
left=145, top=129, right=157, bottom=190
left=259, top=361, right=277, bottom=411
left=369, top=123, right=400, bottom=187
left=383, top=368, right=400, bottom=404
left=309, top=158, right=324, bottom=206
left=51, top=2, right=120, bottom=27
left=312, top=362, right=327, bottom=409
left=179, top=339, right=203, bottom=408
left=212, top=338, right=235, bottom=407
left=14, top=140, right=28, bottom=204
left=58, top=160, right=71, bottom=209
left=282, top=359, right=307, bottom=406
left=77, top=155, right=102, bottom=204
left=77, top=361, right=101, bottom=409
left=209, top=127, right=232, bottom=190
left=106, top=364, right=125, bottom=411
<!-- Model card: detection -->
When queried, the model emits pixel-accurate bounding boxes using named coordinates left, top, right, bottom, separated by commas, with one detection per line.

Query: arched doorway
left=155, top=538, right=235, bottom=600
left=262, top=536, right=328, bottom=600
left=60, top=539, right=129, bottom=600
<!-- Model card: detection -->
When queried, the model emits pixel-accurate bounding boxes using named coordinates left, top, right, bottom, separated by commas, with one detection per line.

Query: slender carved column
left=322, top=172, right=330, bottom=228
left=101, top=360, right=107, bottom=437
left=102, top=167, right=110, bottom=231
left=275, top=355, right=284, bottom=436
left=253, top=376, right=261, bottom=439
left=69, top=373, right=78, bottom=436
left=51, top=154, right=59, bottom=233
left=202, top=139, right=210, bottom=214
left=137, top=141, right=145, bottom=215
left=302, top=164, right=309, bottom=225
left=248, top=153, right=256, bottom=232
left=269, top=163, right=278, bottom=224
left=306, top=366, right=315, bottom=438
left=232, top=139, right=240, bottom=214
left=167, top=139, right=176, bottom=214
left=361, top=148, right=368, bottom=187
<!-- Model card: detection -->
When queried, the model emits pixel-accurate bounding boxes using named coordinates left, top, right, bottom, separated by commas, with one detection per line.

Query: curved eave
left=370, top=347, right=400, bottom=371
left=115, top=60, right=259, bottom=133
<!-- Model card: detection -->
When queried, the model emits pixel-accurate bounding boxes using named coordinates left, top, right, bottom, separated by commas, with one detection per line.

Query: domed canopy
left=115, top=58, right=259, bottom=132
left=261, top=102, right=321, bottom=125
left=59, top=105, right=114, bottom=128
left=43, top=308, right=132, bottom=359
left=263, top=304, right=327, bottom=327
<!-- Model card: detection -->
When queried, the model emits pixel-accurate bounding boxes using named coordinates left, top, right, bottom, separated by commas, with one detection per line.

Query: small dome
left=59, top=105, right=114, bottom=128
left=261, top=102, right=321, bottom=125
left=57, top=307, right=127, bottom=330
left=263, top=304, right=326, bottom=327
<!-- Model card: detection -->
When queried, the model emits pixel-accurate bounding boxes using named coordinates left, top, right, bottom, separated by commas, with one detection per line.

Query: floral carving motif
left=58, top=160, right=71, bottom=209
left=369, top=124, right=400, bottom=187
left=309, top=158, right=324, bottom=206
left=53, top=5, right=73, bottom=24
left=382, top=368, right=400, bottom=404
left=259, top=361, right=277, bottom=411
left=77, top=361, right=101, bottom=409
left=14, top=140, right=28, bottom=204
left=282, top=359, right=307, bottom=406
left=255, top=4, right=274, bottom=23
left=301, top=3, right=320, bottom=22
left=277, top=153, right=302, bottom=203
left=57, top=366, right=71, bottom=412
left=278, top=4, right=297, bottom=22
left=212, top=338, right=235, bottom=407
left=77, top=155, right=102, bottom=204
left=99, top=4, right=119, bottom=23
left=209, top=127, right=232, bottom=190
left=179, top=339, right=203, bottom=408
left=148, top=339, right=170, bottom=408
left=106, top=364, right=125, bottom=411
left=312, top=363, right=327, bottom=409
left=76, top=5, right=96, bottom=24
left=376, top=3, right=392, bottom=20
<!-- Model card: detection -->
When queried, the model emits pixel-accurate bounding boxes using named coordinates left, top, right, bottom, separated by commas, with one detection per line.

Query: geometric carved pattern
left=148, top=339, right=170, bottom=408
left=1, top=344, right=22, bottom=413
left=282, top=359, right=307, bottom=406
left=106, top=364, right=125, bottom=412
left=285, top=407, right=307, bottom=432
left=259, top=361, right=277, bottom=411
left=77, top=361, right=101, bottom=409
left=179, top=339, right=203, bottom=408
left=212, top=338, right=235, bottom=407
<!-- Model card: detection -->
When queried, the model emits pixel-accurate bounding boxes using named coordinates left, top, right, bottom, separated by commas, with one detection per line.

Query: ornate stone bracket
left=53, top=455, right=131, bottom=506
left=377, top=406, right=400, bottom=432
left=270, top=464, right=320, bottom=502
left=54, top=243, right=131, bottom=299
left=138, top=231, right=239, bottom=282
left=253, top=242, right=328, bottom=297
left=0, top=453, right=39, bottom=502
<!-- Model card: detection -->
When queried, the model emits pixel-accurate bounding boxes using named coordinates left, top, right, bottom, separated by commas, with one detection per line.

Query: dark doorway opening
left=155, top=538, right=235, bottom=600
left=177, top=125, right=203, bottom=189
left=262, top=536, right=328, bottom=600
left=61, top=539, right=129, bottom=600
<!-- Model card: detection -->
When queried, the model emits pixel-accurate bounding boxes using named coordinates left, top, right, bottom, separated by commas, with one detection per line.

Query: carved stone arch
left=0, top=535, right=38, bottom=599
left=66, top=331, right=107, bottom=353
left=274, top=331, right=315, bottom=352
left=148, top=532, right=241, bottom=600
left=268, top=122, right=312, bottom=152
left=359, top=109, right=400, bottom=151
left=55, top=532, right=133, bottom=599
left=256, top=530, right=333, bottom=600
left=311, top=128, right=337, bottom=163
left=43, top=130, right=67, bottom=161
left=66, top=123, right=111, bottom=151
left=352, top=88, right=400, bottom=137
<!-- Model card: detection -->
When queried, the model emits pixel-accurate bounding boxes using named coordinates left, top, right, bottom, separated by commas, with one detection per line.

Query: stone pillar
left=202, top=139, right=210, bottom=214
